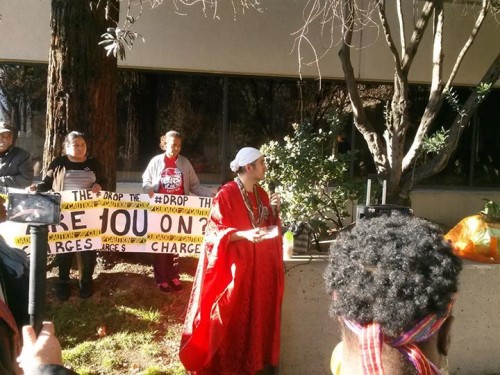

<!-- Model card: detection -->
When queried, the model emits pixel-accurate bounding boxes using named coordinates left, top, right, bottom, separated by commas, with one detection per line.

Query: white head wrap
left=230, top=147, right=262, bottom=172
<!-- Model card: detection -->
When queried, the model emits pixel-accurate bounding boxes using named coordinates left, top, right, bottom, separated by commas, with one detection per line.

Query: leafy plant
left=481, top=199, right=500, bottom=222
left=421, top=127, right=450, bottom=154
left=443, top=87, right=464, bottom=116
left=444, top=83, right=492, bottom=118
left=261, top=115, right=360, bottom=236
left=99, top=26, right=144, bottom=60
left=476, top=82, right=493, bottom=104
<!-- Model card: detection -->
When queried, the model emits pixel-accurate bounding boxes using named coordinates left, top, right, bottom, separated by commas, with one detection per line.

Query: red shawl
left=0, top=298, right=21, bottom=374
left=179, top=181, right=284, bottom=374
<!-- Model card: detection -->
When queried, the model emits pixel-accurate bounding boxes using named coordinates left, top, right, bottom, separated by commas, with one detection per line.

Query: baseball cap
left=0, top=122, right=14, bottom=134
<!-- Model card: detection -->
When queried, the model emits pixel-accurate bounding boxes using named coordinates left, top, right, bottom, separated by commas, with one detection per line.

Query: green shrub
left=261, top=116, right=360, bottom=235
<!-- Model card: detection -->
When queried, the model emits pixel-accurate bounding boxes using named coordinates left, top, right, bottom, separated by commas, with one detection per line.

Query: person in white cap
left=0, top=121, right=33, bottom=189
left=180, top=147, right=284, bottom=375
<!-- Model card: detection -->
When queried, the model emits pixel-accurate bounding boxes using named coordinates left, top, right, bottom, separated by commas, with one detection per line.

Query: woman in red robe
left=179, top=147, right=284, bottom=375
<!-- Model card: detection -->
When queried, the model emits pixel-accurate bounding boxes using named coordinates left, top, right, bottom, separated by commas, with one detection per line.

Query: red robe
left=179, top=181, right=284, bottom=374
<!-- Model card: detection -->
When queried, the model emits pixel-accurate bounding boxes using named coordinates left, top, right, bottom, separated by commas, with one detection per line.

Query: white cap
left=0, top=121, right=14, bottom=134
left=230, top=147, right=262, bottom=172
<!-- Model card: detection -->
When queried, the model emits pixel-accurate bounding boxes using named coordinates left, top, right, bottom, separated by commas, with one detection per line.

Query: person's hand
left=238, top=228, right=265, bottom=244
left=17, top=322, right=63, bottom=372
left=270, top=193, right=281, bottom=211
left=91, top=183, right=102, bottom=193
left=148, top=188, right=155, bottom=199
left=26, top=184, right=37, bottom=192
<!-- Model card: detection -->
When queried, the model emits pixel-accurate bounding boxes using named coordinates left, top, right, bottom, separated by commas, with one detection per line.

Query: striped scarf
left=343, top=296, right=455, bottom=375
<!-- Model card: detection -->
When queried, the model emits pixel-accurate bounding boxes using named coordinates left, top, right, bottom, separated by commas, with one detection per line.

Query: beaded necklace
left=235, top=177, right=265, bottom=228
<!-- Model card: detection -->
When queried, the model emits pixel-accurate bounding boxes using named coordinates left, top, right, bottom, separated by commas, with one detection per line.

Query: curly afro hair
left=325, top=212, right=462, bottom=337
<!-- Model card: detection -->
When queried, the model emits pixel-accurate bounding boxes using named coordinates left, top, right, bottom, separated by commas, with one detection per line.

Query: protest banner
left=0, top=190, right=212, bottom=256
left=99, top=192, right=149, bottom=253
left=1, top=190, right=102, bottom=254
left=146, top=194, right=212, bottom=255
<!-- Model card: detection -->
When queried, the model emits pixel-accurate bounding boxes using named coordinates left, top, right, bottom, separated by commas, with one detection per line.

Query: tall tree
left=119, top=72, right=141, bottom=171
left=44, top=0, right=119, bottom=190
left=296, top=0, right=500, bottom=202
left=0, top=65, right=47, bottom=131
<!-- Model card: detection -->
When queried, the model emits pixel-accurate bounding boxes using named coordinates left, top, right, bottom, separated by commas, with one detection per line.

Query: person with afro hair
left=325, top=212, right=462, bottom=375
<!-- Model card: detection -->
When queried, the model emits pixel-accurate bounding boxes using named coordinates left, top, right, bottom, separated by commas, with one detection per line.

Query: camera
left=6, top=193, right=61, bottom=225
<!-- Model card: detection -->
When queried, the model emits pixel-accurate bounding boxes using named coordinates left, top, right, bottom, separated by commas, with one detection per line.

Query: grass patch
left=43, top=256, right=199, bottom=374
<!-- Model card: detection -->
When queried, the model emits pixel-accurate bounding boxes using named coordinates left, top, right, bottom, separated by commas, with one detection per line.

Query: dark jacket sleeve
left=0, top=147, right=34, bottom=189
left=36, top=158, right=61, bottom=192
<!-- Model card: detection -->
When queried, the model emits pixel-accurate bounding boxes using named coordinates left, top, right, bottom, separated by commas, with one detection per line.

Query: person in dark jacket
left=0, top=121, right=33, bottom=189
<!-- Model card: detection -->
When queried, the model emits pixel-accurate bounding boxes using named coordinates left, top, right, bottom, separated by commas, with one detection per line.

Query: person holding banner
left=179, top=147, right=284, bottom=375
left=142, top=130, right=213, bottom=293
left=30, top=131, right=103, bottom=301
left=0, top=121, right=33, bottom=189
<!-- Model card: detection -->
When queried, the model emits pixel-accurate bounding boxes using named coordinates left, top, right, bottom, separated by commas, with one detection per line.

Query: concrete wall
left=0, top=1, right=499, bottom=85
left=410, top=188, right=500, bottom=228
left=280, top=257, right=339, bottom=375
left=281, top=258, right=500, bottom=375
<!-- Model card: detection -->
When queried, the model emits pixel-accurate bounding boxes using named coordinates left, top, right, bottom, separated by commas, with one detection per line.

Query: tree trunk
left=44, top=0, right=118, bottom=190
left=122, top=72, right=140, bottom=171
left=338, top=0, right=389, bottom=175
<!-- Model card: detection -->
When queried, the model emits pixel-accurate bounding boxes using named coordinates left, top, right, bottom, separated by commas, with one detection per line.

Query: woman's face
left=165, top=136, right=182, bottom=158
left=65, top=137, right=87, bottom=161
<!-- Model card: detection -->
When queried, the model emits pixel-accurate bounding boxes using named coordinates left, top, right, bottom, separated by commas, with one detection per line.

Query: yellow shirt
left=330, top=341, right=343, bottom=375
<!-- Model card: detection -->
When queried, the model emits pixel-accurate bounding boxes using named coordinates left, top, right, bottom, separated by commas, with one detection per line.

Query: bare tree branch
left=444, top=0, right=490, bottom=91
left=403, top=1, right=444, bottom=171
left=294, top=0, right=497, bottom=201
left=99, top=0, right=263, bottom=58
left=403, top=0, right=491, bottom=171
left=377, top=1, right=403, bottom=80
left=396, top=0, right=406, bottom=56
left=401, top=1, right=434, bottom=74
left=400, top=51, right=500, bottom=197
left=291, top=0, right=340, bottom=87
left=339, top=0, right=388, bottom=173
left=173, top=0, right=263, bottom=18
left=377, top=1, right=411, bottom=192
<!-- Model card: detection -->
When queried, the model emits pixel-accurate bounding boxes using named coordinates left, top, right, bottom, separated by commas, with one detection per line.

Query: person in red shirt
left=142, top=130, right=213, bottom=292
left=179, top=147, right=284, bottom=375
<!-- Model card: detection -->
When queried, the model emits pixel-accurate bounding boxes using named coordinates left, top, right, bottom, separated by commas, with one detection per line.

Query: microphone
left=268, top=181, right=276, bottom=195
left=268, top=181, right=278, bottom=219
